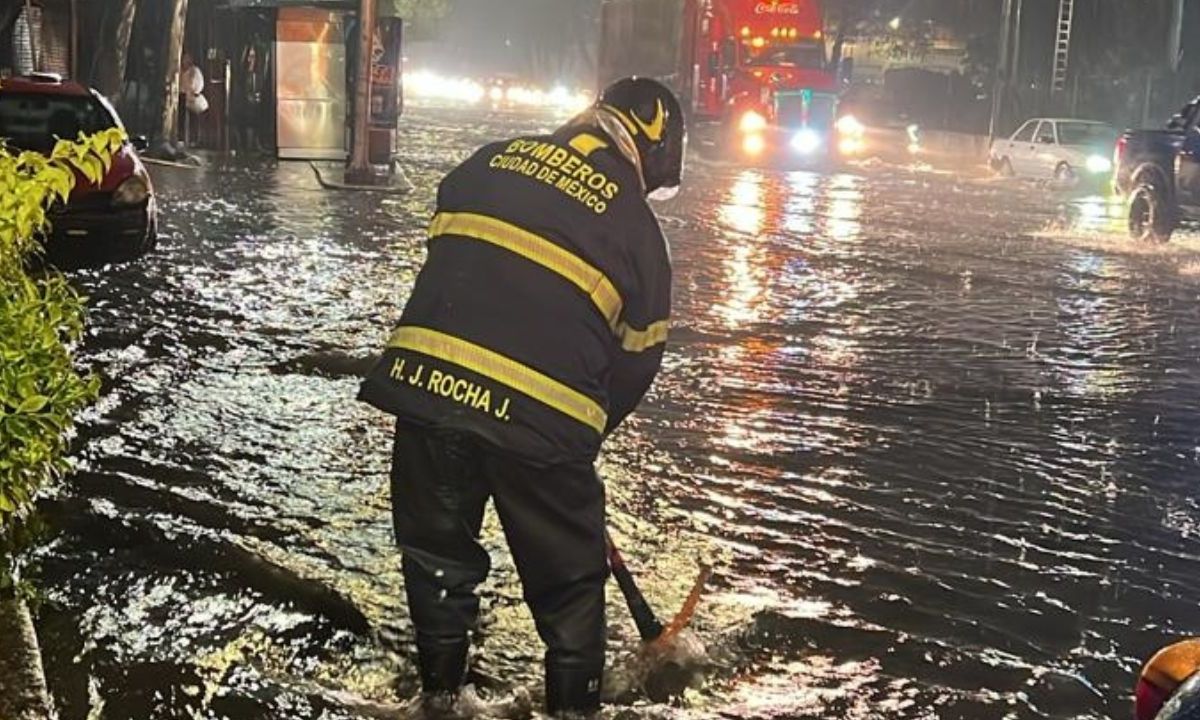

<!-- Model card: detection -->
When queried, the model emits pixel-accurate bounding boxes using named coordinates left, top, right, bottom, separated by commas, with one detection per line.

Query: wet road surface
left=25, top=104, right=1200, bottom=719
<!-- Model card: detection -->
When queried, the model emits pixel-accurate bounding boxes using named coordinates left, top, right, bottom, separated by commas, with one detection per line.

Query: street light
left=888, top=16, right=901, bottom=31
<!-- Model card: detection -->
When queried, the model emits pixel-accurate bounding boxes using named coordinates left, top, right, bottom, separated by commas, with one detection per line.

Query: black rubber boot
left=416, top=636, right=468, bottom=694
left=545, top=664, right=602, bottom=717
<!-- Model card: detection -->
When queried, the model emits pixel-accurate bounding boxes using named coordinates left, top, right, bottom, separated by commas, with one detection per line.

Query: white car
left=990, top=118, right=1119, bottom=184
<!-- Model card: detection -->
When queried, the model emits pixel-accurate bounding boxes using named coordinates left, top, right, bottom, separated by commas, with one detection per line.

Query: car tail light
left=1114, top=135, right=1127, bottom=167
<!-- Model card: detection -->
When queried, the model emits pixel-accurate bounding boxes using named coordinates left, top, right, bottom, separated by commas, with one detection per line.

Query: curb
left=310, top=162, right=414, bottom=194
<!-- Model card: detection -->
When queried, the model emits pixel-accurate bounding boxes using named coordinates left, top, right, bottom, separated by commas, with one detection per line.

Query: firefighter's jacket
left=358, top=124, right=671, bottom=465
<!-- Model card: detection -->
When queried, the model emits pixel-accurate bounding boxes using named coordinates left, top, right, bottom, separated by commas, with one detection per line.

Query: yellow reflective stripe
left=617, top=320, right=669, bottom=352
left=388, top=326, right=607, bottom=435
left=568, top=132, right=609, bottom=157
left=429, top=212, right=623, bottom=329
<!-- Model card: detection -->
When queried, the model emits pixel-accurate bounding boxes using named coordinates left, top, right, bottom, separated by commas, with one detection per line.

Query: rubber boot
left=416, top=636, right=468, bottom=694
left=545, top=664, right=602, bottom=717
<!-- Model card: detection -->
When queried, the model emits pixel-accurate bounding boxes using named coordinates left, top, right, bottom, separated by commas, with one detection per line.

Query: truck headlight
left=791, top=129, right=822, bottom=154
left=838, top=137, right=864, bottom=155
left=1086, top=155, right=1113, bottom=174
left=113, top=175, right=149, bottom=206
left=836, top=114, right=865, bottom=137
left=742, top=134, right=766, bottom=156
left=739, top=110, right=768, bottom=134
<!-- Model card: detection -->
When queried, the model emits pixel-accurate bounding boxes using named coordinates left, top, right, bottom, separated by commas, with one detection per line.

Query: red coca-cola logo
left=755, top=1, right=801, bottom=13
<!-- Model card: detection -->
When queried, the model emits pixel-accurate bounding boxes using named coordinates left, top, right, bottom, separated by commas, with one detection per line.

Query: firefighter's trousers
left=389, top=421, right=608, bottom=714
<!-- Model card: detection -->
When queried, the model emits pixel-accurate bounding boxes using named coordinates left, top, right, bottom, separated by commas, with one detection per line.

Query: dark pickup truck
left=1114, top=97, right=1200, bottom=242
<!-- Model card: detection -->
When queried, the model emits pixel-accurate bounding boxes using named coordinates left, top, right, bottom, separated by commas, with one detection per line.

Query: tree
left=389, top=0, right=449, bottom=40
left=392, top=0, right=448, bottom=20
left=155, top=0, right=188, bottom=149
left=829, top=0, right=1004, bottom=78
left=96, top=0, right=139, bottom=99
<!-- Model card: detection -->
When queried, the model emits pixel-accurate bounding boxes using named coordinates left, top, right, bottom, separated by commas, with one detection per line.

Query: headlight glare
left=791, top=129, right=822, bottom=154
left=836, top=114, right=865, bottom=136
left=742, top=134, right=766, bottom=156
left=739, top=110, right=768, bottom=134
left=1086, top=155, right=1113, bottom=174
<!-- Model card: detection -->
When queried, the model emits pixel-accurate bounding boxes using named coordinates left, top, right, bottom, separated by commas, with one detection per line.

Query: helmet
left=1138, top=639, right=1200, bottom=720
left=597, top=77, right=686, bottom=198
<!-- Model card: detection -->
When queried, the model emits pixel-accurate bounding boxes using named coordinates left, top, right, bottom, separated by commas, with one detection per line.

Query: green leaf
left=15, top=395, right=47, bottom=415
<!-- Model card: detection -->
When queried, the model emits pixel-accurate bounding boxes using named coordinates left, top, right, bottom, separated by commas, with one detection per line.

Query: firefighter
left=358, top=77, right=685, bottom=716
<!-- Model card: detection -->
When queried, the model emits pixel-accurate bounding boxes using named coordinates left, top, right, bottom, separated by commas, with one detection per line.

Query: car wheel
left=997, top=157, right=1014, bottom=177
left=1128, top=183, right=1175, bottom=243
left=1054, top=162, right=1077, bottom=187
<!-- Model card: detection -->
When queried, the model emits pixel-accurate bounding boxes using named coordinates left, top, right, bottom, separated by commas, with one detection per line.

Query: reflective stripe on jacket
left=358, top=125, right=671, bottom=465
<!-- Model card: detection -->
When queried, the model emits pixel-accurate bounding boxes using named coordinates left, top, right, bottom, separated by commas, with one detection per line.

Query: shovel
left=605, top=531, right=711, bottom=648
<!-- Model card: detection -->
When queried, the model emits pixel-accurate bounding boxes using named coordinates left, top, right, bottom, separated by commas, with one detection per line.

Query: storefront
left=215, top=0, right=403, bottom=160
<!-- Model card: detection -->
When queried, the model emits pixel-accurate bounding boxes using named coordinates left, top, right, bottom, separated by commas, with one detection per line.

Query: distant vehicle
left=1113, top=97, right=1200, bottom=243
left=0, top=73, right=157, bottom=264
left=483, top=73, right=522, bottom=106
left=990, top=118, right=1118, bottom=185
left=833, top=85, right=922, bottom=162
left=599, top=0, right=848, bottom=163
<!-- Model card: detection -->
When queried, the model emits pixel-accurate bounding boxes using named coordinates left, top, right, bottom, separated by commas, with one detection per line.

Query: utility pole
left=987, top=0, right=1014, bottom=144
left=346, top=0, right=376, bottom=183
left=158, top=0, right=188, bottom=150
left=1010, top=0, right=1023, bottom=87
left=1168, top=0, right=1185, bottom=71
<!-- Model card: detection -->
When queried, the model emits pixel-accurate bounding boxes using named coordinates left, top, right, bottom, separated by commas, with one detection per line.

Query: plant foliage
left=0, top=127, right=124, bottom=527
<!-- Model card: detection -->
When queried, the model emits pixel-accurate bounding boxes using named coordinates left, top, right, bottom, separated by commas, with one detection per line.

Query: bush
left=0, top=129, right=124, bottom=527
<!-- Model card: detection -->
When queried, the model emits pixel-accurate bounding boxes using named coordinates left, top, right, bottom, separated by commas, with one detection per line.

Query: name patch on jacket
left=488, top=140, right=621, bottom=215
left=388, top=357, right=513, bottom=421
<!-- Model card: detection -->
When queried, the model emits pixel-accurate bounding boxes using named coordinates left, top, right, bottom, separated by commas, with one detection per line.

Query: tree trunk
left=0, top=597, right=53, bottom=720
left=347, top=0, right=375, bottom=180
left=157, top=0, right=188, bottom=147
left=97, top=0, right=137, bottom=98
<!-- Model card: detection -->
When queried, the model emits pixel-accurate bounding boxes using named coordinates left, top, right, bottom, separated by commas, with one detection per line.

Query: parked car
left=1113, top=97, right=1200, bottom=242
left=990, top=118, right=1119, bottom=186
left=0, top=73, right=157, bottom=265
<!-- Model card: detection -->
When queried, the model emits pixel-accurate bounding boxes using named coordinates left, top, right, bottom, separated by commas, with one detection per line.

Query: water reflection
left=823, top=174, right=863, bottom=242
left=714, top=171, right=769, bottom=329
left=784, top=171, right=819, bottom=236
left=1053, top=250, right=1138, bottom=399
left=719, top=170, right=767, bottom=238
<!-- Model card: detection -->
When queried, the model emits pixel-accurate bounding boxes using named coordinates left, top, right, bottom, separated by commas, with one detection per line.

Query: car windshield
left=0, top=91, right=117, bottom=152
left=1056, top=122, right=1117, bottom=148
left=745, top=43, right=825, bottom=69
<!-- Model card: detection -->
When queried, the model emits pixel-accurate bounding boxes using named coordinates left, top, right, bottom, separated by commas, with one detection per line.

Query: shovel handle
left=606, top=532, right=664, bottom=642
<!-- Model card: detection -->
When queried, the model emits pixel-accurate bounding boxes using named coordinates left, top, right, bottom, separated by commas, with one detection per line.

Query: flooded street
left=29, top=104, right=1200, bottom=719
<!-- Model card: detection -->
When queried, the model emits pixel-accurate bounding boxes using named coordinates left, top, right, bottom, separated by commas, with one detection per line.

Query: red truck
left=599, top=0, right=847, bottom=162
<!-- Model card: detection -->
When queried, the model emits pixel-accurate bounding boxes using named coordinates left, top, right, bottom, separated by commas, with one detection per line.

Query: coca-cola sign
left=755, top=1, right=801, bottom=13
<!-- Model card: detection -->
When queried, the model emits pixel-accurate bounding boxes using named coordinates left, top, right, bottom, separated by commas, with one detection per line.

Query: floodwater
left=25, top=104, right=1200, bottom=719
